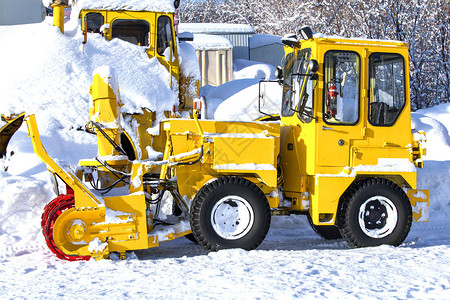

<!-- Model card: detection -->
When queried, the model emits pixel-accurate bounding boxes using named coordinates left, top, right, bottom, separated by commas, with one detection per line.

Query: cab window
left=157, top=16, right=173, bottom=56
left=85, top=13, right=104, bottom=33
left=323, top=51, right=360, bottom=125
left=369, top=53, right=405, bottom=126
left=281, top=49, right=311, bottom=118
left=111, top=19, right=149, bottom=46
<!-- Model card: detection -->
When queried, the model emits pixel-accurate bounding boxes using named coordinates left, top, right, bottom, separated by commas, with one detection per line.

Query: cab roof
left=312, top=33, right=409, bottom=48
left=74, top=0, right=176, bottom=13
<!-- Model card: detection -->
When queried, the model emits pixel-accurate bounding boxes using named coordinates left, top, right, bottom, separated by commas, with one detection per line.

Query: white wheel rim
left=358, top=196, right=398, bottom=238
left=211, top=196, right=254, bottom=240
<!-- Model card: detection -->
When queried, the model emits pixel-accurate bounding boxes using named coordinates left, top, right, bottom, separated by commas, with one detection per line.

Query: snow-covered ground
left=0, top=17, right=449, bottom=299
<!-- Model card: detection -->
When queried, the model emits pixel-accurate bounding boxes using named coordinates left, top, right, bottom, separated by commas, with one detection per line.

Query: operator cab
left=280, top=29, right=408, bottom=131
left=279, top=28, right=412, bottom=172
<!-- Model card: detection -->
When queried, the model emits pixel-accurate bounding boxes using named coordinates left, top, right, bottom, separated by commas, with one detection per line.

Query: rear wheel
left=338, top=178, right=412, bottom=248
left=41, top=195, right=91, bottom=261
left=307, top=214, right=342, bottom=240
left=190, top=176, right=271, bottom=251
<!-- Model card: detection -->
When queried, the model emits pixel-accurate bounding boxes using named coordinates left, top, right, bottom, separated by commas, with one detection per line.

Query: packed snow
left=233, top=59, right=276, bottom=81
left=0, top=17, right=449, bottom=299
left=184, top=33, right=233, bottom=51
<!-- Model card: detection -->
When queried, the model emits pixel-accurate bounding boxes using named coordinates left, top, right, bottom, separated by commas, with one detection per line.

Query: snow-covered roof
left=74, top=0, right=175, bottom=13
left=313, top=33, right=408, bottom=46
left=187, top=34, right=232, bottom=51
left=178, top=23, right=254, bottom=35
left=250, top=34, right=282, bottom=49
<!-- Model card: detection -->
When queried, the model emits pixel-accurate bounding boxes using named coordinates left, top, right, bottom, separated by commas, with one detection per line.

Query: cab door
left=355, top=51, right=411, bottom=166
left=316, top=50, right=364, bottom=169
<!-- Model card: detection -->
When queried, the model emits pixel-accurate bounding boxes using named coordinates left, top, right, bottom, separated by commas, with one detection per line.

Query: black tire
left=338, top=178, right=412, bottom=248
left=184, top=233, right=199, bottom=244
left=190, top=176, right=271, bottom=251
left=307, top=214, right=342, bottom=240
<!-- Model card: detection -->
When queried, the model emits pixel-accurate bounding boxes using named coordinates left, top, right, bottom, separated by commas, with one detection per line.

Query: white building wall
left=197, top=49, right=233, bottom=87
left=0, top=0, right=46, bottom=26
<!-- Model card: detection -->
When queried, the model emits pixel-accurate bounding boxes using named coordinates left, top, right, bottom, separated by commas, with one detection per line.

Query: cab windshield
left=281, top=49, right=312, bottom=120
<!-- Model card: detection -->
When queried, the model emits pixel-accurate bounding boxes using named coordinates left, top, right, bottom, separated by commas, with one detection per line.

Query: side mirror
left=275, top=66, right=283, bottom=80
left=174, top=0, right=180, bottom=9
left=309, top=59, right=319, bottom=74
left=281, top=33, right=300, bottom=48
left=299, top=26, right=314, bottom=40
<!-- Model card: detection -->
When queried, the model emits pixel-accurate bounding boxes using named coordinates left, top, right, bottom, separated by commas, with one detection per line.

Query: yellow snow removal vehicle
left=23, top=25, right=429, bottom=261
left=3, top=0, right=429, bottom=260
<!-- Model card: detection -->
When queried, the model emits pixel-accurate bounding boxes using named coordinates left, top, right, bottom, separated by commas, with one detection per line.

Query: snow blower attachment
left=29, top=67, right=279, bottom=260
left=29, top=69, right=194, bottom=261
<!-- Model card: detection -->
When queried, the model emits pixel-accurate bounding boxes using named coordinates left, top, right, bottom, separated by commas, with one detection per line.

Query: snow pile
left=0, top=17, right=180, bottom=251
left=233, top=59, right=276, bottom=81
left=412, top=102, right=450, bottom=220
left=412, top=102, right=450, bottom=161
left=201, top=78, right=281, bottom=120
left=0, top=172, right=52, bottom=251
left=0, top=19, right=177, bottom=138
left=178, top=42, right=201, bottom=80
left=185, top=34, right=232, bottom=51
left=199, top=59, right=279, bottom=120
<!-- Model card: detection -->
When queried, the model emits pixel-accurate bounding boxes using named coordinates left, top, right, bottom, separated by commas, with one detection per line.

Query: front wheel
left=190, top=176, right=271, bottom=251
left=338, top=178, right=412, bottom=248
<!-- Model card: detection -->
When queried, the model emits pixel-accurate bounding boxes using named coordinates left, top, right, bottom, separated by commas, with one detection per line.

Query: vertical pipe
left=52, top=5, right=66, bottom=34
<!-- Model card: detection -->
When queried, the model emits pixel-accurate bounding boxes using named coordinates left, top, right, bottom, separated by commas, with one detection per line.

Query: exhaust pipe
left=50, top=1, right=68, bottom=34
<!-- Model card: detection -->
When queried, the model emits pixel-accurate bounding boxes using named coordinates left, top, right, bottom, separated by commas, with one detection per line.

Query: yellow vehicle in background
left=1, top=0, right=429, bottom=261
left=53, top=0, right=200, bottom=162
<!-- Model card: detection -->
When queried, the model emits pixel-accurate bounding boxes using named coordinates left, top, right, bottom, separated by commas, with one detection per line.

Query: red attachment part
left=66, top=185, right=74, bottom=195
left=41, top=195, right=90, bottom=261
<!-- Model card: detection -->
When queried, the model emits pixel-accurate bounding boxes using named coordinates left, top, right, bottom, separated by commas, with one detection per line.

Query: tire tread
left=338, top=178, right=412, bottom=248
left=190, top=176, right=270, bottom=251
